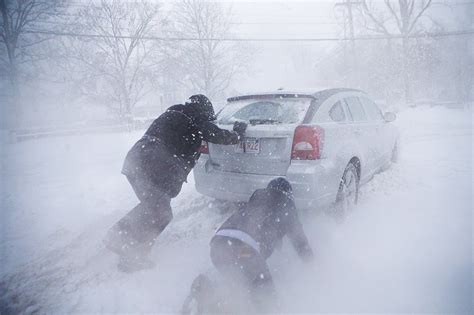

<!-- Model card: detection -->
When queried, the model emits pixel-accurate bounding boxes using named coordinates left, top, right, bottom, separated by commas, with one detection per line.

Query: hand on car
left=233, top=121, right=247, bottom=139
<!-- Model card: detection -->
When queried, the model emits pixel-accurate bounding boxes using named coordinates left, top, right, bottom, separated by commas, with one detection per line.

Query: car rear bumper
left=193, top=156, right=339, bottom=210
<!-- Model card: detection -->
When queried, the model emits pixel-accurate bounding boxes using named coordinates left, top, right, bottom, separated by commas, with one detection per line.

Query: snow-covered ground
left=1, top=106, right=472, bottom=313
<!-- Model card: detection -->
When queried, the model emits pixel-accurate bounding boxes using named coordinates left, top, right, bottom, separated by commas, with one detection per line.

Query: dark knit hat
left=267, top=177, right=293, bottom=195
left=185, top=94, right=216, bottom=121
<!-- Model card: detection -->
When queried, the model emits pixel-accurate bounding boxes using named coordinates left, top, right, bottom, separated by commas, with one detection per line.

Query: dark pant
left=106, top=175, right=173, bottom=257
left=210, top=236, right=277, bottom=309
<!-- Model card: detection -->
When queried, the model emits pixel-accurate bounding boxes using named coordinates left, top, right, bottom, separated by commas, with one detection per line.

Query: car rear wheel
left=333, top=162, right=359, bottom=221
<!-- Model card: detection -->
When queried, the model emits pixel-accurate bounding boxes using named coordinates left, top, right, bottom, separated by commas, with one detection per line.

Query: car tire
left=332, top=162, right=359, bottom=221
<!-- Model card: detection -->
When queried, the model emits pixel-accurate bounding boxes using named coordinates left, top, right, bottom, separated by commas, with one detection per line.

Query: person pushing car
left=105, top=94, right=247, bottom=272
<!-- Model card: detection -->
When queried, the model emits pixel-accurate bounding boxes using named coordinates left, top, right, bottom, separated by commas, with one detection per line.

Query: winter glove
left=233, top=121, right=247, bottom=139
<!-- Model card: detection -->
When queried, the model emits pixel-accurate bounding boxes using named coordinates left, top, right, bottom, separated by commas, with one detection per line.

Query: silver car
left=194, top=88, right=399, bottom=214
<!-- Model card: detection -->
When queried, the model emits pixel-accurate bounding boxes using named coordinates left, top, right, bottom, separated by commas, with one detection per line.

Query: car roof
left=227, top=88, right=364, bottom=102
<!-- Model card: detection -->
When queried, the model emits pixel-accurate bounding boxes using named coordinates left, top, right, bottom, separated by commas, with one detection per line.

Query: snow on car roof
left=227, top=87, right=363, bottom=102
left=227, top=93, right=316, bottom=102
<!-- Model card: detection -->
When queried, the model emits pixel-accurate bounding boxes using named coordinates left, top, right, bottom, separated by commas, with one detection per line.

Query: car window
left=345, top=97, right=367, bottom=122
left=218, top=98, right=312, bottom=125
left=329, top=101, right=346, bottom=122
left=360, top=97, right=384, bottom=121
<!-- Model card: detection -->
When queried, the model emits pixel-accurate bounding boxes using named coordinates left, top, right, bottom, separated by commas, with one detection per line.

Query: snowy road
left=1, top=106, right=472, bottom=313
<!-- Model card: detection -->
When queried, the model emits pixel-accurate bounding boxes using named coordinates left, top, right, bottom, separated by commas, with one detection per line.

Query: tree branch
left=408, top=0, right=432, bottom=34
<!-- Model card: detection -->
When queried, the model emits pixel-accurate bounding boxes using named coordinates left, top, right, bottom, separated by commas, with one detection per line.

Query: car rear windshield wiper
left=249, top=118, right=282, bottom=125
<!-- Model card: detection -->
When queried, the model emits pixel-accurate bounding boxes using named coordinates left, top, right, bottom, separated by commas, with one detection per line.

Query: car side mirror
left=384, top=112, right=396, bottom=122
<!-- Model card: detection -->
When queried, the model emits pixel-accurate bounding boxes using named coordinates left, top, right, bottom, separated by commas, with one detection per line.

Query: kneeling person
left=209, top=178, right=313, bottom=310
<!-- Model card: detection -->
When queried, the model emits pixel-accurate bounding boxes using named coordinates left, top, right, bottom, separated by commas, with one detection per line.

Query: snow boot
left=181, top=273, right=216, bottom=315
left=104, top=227, right=156, bottom=273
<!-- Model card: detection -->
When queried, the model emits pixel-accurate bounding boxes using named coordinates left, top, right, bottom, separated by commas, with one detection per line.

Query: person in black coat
left=208, top=177, right=313, bottom=310
left=105, top=94, right=247, bottom=272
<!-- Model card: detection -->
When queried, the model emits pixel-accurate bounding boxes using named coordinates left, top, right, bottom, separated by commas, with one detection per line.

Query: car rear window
left=217, top=97, right=312, bottom=125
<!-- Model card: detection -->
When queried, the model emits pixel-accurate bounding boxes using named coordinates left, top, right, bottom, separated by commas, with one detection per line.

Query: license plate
left=235, top=138, right=260, bottom=154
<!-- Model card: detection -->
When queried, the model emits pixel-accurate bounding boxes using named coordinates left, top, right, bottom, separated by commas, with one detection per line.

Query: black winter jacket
left=216, top=188, right=313, bottom=260
left=122, top=104, right=239, bottom=198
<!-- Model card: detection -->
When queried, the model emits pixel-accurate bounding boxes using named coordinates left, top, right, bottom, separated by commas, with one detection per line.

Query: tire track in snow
left=0, top=192, right=237, bottom=313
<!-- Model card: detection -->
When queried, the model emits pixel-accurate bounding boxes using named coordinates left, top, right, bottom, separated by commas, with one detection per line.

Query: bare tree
left=357, top=0, right=433, bottom=102
left=0, top=0, right=65, bottom=128
left=62, top=0, right=164, bottom=122
left=450, top=5, right=473, bottom=105
left=168, top=0, right=252, bottom=100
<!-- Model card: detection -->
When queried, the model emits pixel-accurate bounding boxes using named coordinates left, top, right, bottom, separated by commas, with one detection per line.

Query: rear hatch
left=208, top=95, right=314, bottom=176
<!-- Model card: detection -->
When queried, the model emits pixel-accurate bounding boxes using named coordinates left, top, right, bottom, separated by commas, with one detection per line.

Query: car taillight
left=198, top=141, right=209, bottom=154
left=291, top=125, right=324, bottom=160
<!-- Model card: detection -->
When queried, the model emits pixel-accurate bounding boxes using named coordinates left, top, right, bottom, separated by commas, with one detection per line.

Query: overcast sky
left=226, top=1, right=345, bottom=93
left=231, top=1, right=339, bottom=38
left=216, top=0, right=470, bottom=94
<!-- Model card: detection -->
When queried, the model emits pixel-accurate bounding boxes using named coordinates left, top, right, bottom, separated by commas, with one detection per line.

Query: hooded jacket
left=122, top=103, right=239, bottom=198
